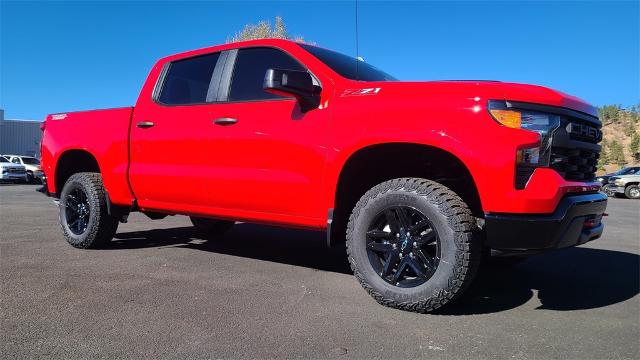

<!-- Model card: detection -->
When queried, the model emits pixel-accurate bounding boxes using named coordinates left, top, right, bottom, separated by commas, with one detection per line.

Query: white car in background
left=3, top=155, right=44, bottom=183
left=0, top=156, right=28, bottom=183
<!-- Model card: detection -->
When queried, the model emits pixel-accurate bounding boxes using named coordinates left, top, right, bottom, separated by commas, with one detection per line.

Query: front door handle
left=137, top=121, right=155, bottom=129
left=213, top=117, right=238, bottom=126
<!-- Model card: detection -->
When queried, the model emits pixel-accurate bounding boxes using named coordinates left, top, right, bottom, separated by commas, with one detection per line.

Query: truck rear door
left=129, top=51, right=225, bottom=211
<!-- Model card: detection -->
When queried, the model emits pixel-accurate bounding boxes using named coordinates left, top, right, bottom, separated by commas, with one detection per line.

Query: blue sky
left=1, top=1, right=638, bottom=120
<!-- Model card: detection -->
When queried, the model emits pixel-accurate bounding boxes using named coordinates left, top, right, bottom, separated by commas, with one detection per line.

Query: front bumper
left=484, top=192, right=607, bottom=251
left=0, top=173, right=28, bottom=181
left=607, top=185, right=625, bottom=194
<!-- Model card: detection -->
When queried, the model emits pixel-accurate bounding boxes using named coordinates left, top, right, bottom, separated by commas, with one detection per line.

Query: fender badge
left=340, top=87, right=381, bottom=97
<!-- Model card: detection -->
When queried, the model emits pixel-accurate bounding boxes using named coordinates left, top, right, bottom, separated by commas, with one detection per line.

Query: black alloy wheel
left=365, top=206, right=440, bottom=288
left=59, top=172, right=119, bottom=249
left=346, top=178, right=481, bottom=313
left=64, top=186, right=91, bottom=235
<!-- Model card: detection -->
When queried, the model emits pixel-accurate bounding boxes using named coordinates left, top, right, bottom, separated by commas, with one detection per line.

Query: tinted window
left=229, top=47, right=306, bottom=101
left=159, top=53, right=220, bottom=105
left=0, top=156, right=8, bottom=163
left=299, top=44, right=396, bottom=81
left=22, top=157, right=40, bottom=165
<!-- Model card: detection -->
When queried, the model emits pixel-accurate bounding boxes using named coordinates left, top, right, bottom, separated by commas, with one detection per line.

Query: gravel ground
left=1, top=184, right=638, bottom=359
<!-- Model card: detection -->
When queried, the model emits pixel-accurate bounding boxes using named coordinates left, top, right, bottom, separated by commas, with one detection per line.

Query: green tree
left=598, top=138, right=610, bottom=171
left=608, top=140, right=626, bottom=166
left=629, top=133, right=640, bottom=156
left=598, top=105, right=621, bottom=124
left=227, top=16, right=305, bottom=43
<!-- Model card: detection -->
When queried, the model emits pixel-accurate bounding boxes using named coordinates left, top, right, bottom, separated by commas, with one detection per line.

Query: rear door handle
left=137, top=121, right=155, bottom=129
left=213, top=117, right=238, bottom=126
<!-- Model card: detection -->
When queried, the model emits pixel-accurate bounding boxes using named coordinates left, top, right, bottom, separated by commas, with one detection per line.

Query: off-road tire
left=624, top=185, right=640, bottom=199
left=59, top=172, right=119, bottom=249
left=190, top=217, right=235, bottom=236
left=346, top=178, right=481, bottom=313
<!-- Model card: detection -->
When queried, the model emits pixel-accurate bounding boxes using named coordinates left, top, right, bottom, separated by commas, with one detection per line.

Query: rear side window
left=159, top=53, right=220, bottom=105
left=229, top=47, right=306, bottom=102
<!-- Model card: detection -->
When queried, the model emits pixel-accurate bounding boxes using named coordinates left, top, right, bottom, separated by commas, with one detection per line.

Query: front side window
left=228, top=47, right=306, bottom=102
left=11, top=158, right=20, bottom=164
left=158, top=52, right=220, bottom=105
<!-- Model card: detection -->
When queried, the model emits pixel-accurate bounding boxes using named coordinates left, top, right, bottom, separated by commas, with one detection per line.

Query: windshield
left=21, top=157, right=40, bottom=165
left=299, top=44, right=396, bottom=81
left=615, top=167, right=639, bottom=175
left=0, top=156, right=8, bottom=163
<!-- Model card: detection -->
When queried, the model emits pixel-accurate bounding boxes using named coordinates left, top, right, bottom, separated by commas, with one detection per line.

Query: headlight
left=488, top=101, right=562, bottom=189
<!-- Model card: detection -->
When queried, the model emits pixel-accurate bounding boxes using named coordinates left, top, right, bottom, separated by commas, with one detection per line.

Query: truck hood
left=612, top=174, right=640, bottom=180
left=360, top=80, right=598, bottom=118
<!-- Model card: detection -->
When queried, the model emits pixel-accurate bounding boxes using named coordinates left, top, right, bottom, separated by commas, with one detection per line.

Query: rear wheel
left=59, top=172, right=119, bottom=249
left=346, top=178, right=481, bottom=313
left=190, top=217, right=234, bottom=236
left=625, top=185, right=640, bottom=199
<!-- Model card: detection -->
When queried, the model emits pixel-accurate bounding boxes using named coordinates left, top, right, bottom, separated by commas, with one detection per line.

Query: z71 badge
left=340, top=87, right=381, bottom=97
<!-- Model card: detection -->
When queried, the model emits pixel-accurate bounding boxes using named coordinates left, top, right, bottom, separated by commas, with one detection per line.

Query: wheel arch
left=54, top=149, right=101, bottom=196
left=328, top=142, right=482, bottom=246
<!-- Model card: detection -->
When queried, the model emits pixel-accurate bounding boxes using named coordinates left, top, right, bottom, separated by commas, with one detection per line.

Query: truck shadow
left=111, top=224, right=639, bottom=314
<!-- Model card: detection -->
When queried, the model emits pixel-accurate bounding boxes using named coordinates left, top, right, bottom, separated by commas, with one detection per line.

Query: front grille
left=9, top=168, right=26, bottom=174
left=550, top=147, right=599, bottom=182
left=566, top=120, right=602, bottom=144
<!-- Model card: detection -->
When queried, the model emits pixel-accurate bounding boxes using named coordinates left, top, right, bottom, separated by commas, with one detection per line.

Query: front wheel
left=59, top=172, right=119, bottom=249
left=346, top=178, right=481, bottom=313
left=602, top=184, right=615, bottom=197
left=625, top=185, right=640, bottom=199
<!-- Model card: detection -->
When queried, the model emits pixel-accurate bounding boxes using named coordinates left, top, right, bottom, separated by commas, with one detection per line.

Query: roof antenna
left=355, top=0, right=360, bottom=80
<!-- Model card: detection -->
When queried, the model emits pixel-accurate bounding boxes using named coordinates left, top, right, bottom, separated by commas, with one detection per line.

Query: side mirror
left=263, top=69, right=321, bottom=113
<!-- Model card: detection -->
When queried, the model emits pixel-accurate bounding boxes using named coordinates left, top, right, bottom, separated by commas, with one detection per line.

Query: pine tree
left=629, top=133, right=640, bottom=156
left=608, top=140, right=626, bottom=166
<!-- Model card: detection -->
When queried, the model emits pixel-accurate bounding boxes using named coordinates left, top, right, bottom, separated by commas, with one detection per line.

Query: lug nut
left=413, top=242, right=417, bottom=247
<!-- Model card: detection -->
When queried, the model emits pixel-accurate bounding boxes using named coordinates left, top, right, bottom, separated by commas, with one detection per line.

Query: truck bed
left=41, top=107, right=135, bottom=205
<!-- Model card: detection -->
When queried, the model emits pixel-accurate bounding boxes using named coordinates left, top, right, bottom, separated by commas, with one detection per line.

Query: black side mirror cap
left=263, top=68, right=321, bottom=113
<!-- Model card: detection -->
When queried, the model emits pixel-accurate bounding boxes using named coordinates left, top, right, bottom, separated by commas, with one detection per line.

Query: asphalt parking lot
left=1, top=184, right=638, bottom=359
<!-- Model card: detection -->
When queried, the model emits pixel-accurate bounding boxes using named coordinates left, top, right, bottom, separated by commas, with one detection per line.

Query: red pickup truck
left=40, top=39, right=607, bottom=312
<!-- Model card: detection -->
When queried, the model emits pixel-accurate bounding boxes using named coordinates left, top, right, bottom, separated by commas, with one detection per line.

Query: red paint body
left=40, top=39, right=601, bottom=230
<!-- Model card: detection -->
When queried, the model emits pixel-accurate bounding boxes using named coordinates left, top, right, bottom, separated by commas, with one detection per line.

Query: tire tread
left=346, top=177, right=481, bottom=313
